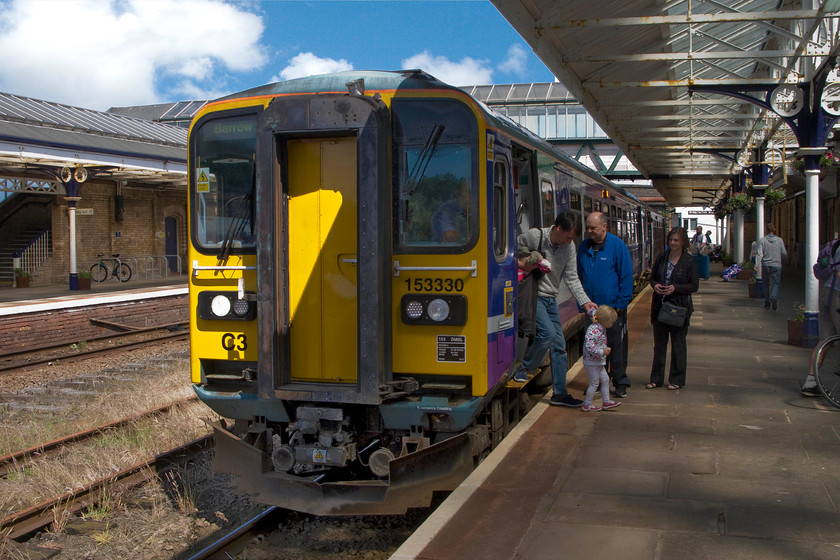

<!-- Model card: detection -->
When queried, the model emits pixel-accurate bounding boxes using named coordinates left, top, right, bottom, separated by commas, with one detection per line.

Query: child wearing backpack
left=802, top=239, right=840, bottom=396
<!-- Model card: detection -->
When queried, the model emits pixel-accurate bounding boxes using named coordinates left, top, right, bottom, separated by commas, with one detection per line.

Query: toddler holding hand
left=582, top=305, right=622, bottom=412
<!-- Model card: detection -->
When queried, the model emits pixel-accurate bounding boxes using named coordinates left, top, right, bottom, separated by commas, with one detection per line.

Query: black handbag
left=658, top=300, right=687, bottom=327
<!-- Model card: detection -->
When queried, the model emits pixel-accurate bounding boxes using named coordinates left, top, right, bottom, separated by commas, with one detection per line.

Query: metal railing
left=86, top=254, right=183, bottom=282
left=12, top=228, right=51, bottom=277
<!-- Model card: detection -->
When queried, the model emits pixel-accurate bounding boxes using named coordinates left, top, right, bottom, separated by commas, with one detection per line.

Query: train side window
left=493, top=160, right=508, bottom=260
left=570, top=191, right=581, bottom=213
left=540, top=179, right=554, bottom=226
left=583, top=196, right=592, bottom=214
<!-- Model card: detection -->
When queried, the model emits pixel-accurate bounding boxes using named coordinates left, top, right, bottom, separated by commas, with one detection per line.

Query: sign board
left=75, top=208, right=94, bottom=215
left=688, top=210, right=713, bottom=215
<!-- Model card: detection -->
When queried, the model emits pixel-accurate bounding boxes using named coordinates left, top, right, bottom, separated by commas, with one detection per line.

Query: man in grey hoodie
left=756, top=223, right=788, bottom=310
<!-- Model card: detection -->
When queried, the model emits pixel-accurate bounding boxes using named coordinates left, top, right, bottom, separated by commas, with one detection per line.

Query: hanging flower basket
left=727, top=193, right=752, bottom=211
left=763, top=186, right=786, bottom=206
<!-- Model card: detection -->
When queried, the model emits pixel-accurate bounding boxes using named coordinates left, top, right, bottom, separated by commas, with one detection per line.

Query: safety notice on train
left=437, top=335, right=466, bottom=362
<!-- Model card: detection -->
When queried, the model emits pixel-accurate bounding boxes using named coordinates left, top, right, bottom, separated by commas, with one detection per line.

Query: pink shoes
left=601, top=400, right=621, bottom=410
left=581, top=403, right=602, bottom=412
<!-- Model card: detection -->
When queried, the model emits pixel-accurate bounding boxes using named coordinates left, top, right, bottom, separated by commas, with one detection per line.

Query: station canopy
left=0, top=92, right=187, bottom=193
left=493, top=0, right=840, bottom=207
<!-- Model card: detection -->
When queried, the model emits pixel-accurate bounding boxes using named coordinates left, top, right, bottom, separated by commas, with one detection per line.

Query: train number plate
left=404, top=277, right=464, bottom=292
left=437, top=335, right=466, bottom=362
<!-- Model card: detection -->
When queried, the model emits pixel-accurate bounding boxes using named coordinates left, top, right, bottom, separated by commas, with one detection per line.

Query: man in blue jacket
left=578, top=211, right=634, bottom=397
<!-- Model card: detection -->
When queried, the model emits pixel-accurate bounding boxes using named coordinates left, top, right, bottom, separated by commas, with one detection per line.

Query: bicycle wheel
left=116, top=263, right=132, bottom=282
left=90, top=263, right=108, bottom=282
left=814, top=336, right=840, bottom=409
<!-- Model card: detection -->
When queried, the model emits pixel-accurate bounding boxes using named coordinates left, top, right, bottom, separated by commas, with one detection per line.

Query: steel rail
left=0, top=329, right=188, bottom=374
left=0, top=435, right=213, bottom=540
left=0, top=396, right=199, bottom=478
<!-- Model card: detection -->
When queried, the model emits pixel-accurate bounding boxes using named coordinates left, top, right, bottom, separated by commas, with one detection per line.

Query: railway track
left=0, top=396, right=198, bottom=478
left=0, top=435, right=213, bottom=539
left=0, top=323, right=189, bottom=374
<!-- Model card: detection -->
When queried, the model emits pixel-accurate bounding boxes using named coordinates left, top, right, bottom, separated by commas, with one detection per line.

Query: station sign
left=75, top=208, right=94, bottom=215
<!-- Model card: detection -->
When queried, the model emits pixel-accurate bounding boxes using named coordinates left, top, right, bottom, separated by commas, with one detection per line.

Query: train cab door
left=286, top=137, right=358, bottom=383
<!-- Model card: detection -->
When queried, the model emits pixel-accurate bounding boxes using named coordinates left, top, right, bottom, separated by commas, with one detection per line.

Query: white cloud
left=400, top=52, right=493, bottom=86
left=0, top=0, right=267, bottom=110
left=498, top=44, right=528, bottom=77
left=274, top=53, right=354, bottom=82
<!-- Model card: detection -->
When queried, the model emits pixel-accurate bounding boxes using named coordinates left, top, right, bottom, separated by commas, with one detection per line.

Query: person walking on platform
left=802, top=240, right=840, bottom=396
left=756, top=223, right=787, bottom=311
left=581, top=304, right=622, bottom=412
left=578, top=211, right=634, bottom=398
left=690, top=226, right=704, bottom=255
left=647, top=226, right=699, bottom=390
left=514, top=212, right=597, bottom=407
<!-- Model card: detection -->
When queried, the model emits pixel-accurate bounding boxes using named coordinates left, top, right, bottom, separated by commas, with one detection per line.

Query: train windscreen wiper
left=406, top=124, right=444, bottom=194
left=217, top=166, right=255, bottom=263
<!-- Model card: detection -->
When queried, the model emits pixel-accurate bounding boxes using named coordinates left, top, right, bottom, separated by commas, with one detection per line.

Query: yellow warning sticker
left=196, top=168, right=210, bottom=192
left=313, top=449, right=326, bottom=463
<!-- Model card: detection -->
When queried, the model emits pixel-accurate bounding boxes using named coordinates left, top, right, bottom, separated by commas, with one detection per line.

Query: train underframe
left=204, top=378, right=533, bottom=515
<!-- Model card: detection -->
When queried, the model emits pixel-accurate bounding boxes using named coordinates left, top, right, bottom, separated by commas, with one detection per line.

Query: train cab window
left=493, top=160, right=508, bottom=260
left=191, top=114, right=257, bottom=253
left=540, top=179, right=554, bottom=225
left=393, top=99, right=478, bottom=252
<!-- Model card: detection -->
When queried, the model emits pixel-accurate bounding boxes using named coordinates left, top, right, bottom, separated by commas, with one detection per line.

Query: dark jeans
left=650, top=319, right=689, bottom=387
left=762, top=265, right=781, bottom=306
left=606, top=309, right=630, bottom=388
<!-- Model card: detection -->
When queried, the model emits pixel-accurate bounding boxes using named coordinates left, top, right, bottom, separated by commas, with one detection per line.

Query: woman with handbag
left=647, top=226, right=699, bottom=390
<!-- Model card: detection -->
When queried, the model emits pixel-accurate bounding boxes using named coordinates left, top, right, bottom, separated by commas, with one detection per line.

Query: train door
left=286, top=137, right=358, bottom=382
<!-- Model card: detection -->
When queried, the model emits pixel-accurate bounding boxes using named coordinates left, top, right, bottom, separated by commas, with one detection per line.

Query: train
left=187, top=70, right=667, bottom=515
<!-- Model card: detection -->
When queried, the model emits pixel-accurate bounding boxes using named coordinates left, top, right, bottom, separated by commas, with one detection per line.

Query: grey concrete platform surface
left=393, top=263, right=840, bottom=560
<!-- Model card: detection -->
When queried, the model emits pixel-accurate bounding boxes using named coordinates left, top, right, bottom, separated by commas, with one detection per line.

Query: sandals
left=667, top=384, right=682, bottom=390
left=645, top=383, right=661, bottom=389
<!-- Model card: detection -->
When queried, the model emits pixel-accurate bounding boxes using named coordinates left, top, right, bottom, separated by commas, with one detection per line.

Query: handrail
left=12, top=229, right=51, bottom=283
left=393, top=260, right=478, bottom=277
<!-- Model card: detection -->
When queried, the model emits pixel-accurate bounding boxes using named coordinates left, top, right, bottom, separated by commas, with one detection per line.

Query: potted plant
left=13, top=268, right=31, bottom=288
left=788, top=302, right=805, bottom=346
left=737, top=259, right=754, bottom=281
left=77, top=270, right=92, bottom=290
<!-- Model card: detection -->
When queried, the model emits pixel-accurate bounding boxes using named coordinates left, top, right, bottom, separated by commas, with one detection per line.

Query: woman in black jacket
left=646, top=226, right=699, bottom=390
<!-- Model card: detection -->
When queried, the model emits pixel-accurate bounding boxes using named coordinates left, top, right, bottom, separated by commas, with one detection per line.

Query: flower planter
left=736, top=270, right=752, bottom=281
left=78, top=277, right=91, bottom=290
left=787, top=319, right=803, bottom=346
left=15, top=277, right=30, bottom=288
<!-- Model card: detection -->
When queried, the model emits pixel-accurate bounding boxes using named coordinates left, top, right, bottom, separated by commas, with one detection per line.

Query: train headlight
left=233, top=298, right=250, bottom=317
left=210, top=295, right=231, bottom=317
left=427, top=298, right=450, bottom=322
left=198, top=291, right=256, bottom=320
left=400, top=294, right=466, bottom=326
left=405, top=299, right=424, bottom=320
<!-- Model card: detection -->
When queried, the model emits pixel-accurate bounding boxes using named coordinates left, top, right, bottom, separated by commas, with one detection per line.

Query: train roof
left=219, top=70, right=651, bottom=212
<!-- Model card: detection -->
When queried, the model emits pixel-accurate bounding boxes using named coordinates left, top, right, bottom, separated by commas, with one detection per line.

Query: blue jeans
left=762, top=265, right=781, bottom=306
left=521, top=296, right=568, bottom=396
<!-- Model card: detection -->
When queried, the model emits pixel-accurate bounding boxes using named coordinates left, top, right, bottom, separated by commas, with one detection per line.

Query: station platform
left=0, top=276, right=187, bottom=314
left=393, top=263, right=840, bottom=560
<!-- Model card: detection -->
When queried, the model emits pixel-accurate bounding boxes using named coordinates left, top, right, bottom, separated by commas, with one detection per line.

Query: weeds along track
left=1, top=435, right=213, bottom=539
left=0, top=396, right=198, bottom=478
left=0, top=324, right=189, bottom=375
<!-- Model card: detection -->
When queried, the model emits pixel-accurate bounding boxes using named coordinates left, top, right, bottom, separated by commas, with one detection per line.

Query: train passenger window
left=191, top=114, right=257, bottom=253
left=392, top=99, right=478, bottom=252
left=594, top=201, right=601, bottom=212
left=583, top=196, right=592, bottom=214
left=541, top=179, right=554, bottom=226
left=493, top=160, right=508, bottom=260
left=570, top=192, right=581, bottom=213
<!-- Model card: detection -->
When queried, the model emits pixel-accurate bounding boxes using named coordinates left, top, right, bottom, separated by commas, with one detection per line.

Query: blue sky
left=0, top=0, right=555, bottom=111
